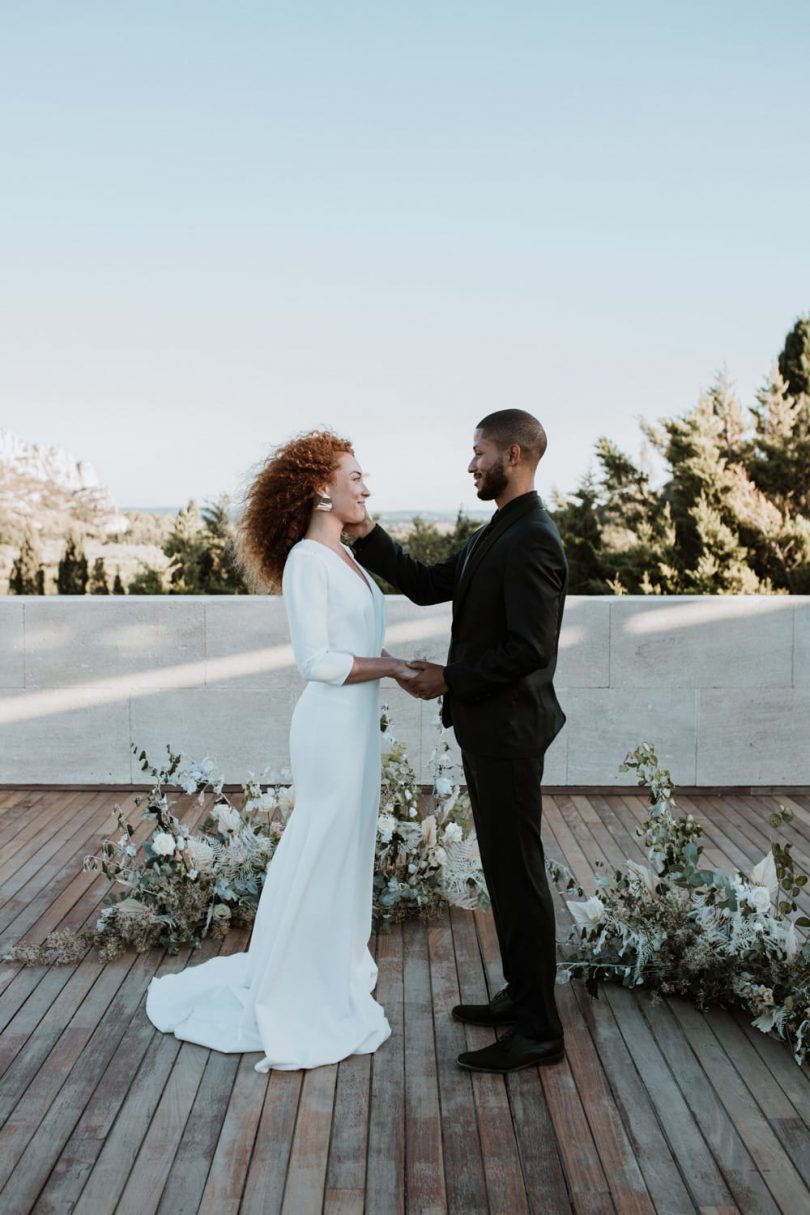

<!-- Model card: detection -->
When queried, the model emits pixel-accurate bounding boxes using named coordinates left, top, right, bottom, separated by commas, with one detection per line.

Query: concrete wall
left=1, top=595, right=808, bottom=787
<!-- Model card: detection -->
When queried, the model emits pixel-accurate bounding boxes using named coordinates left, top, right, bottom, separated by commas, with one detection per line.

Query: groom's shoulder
left=512, top=499, right=561, bottom=542
left=504, top=503, right=566, bottom=567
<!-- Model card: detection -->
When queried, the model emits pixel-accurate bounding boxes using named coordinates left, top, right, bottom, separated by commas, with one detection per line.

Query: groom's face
left=468, top=429, right=510, bottom=500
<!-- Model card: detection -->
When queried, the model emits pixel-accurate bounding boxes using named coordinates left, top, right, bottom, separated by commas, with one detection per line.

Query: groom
left=347, top=409, right=568, bottom=1073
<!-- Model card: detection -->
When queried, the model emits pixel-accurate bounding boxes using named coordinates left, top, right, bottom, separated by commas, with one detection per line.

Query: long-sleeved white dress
left=145, top=538, right=392, bottom=1071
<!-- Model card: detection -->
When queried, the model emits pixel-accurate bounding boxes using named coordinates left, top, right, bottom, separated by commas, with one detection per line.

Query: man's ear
left=507, top=442, right=521, bottom=466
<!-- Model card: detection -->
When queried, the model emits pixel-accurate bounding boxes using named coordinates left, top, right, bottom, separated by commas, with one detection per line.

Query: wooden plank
left=666, top=997, right=810, bottom=1213
left=0, top=949, right=141, bottom=1198
left=323, top=1051, right=371, bottom=1215
left=402, top=915, right=446, bottom=1215
left=279, top=1062, right=338, bottom=1215
left=423, top=907, right=489, bottom=1214
left=0, top=790, right=109, bottom=890
left=68, top=1025, right=185, bottom=1212
left=456, top=907, right=530, bottom=1215
left=112, top=1038, right=210, bottom=1213
left=544, top=797, right=600, bottom=894
left=603, top=985, right=737, bottom=1211
left=731, top=1009, right=810, bottom=1126
left=568, top=977, right=695, bottom=1214
left=57, top=935, right=237, bottom=1215
left=196, top=1052, right=267, bottom=1214
left=3, top=946, right=171, bottom=1213
left=240, top=1069, right=304, bottom=1215
left=0, top=788, right=75, bottom=851
left=364, top=920, right=405, bottom=1214
left=702, top=1005, right=810, bottom=1189
left=472, top=905, right=573, bottom=1214
left=638, top=992, right=779, bottom=1214
left=0, top=792, right=127, bottom=941
left=0, top=955, right=124, bottom=1132
left=0, top=792, right=142, bottom=948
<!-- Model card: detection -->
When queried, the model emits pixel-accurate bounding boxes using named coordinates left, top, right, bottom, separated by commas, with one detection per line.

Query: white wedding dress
left=145, top=538, right=392, bottom=1071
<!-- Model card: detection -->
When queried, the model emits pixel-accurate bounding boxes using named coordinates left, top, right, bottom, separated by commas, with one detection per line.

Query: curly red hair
left=233, top=429, right=354, bottom=593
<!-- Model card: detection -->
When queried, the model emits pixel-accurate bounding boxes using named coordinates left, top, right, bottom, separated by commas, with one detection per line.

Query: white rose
left=151, top=831, right=176, bottom=856
left=745, top=884, right=771, bottom=914
left=377, top=813, right=397, bottom=844
left=435, top=777, right=453, bottom=799
left=249, top=791, right=276, bottom=813
left=443, top=821, right=463, bottom=844
left=567, top=895, right=606, bottom=927
left=216, top=805, right=242, bottom=834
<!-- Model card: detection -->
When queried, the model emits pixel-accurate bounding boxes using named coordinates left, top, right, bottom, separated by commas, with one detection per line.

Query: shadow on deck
left=0, top=785, right=808, bottom=1214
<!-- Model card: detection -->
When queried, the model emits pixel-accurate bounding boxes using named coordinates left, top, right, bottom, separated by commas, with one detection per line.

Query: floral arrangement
left=550, top=743, right=810, bottom=1066
left=4, top=717, right=807, bottom=1068
left=374, top=706, right=489, bottom=926
left=3, top=707, right=486, bottom=966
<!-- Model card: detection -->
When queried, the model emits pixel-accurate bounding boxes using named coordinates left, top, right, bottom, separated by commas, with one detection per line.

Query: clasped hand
left=392, top=659, right=448, bottom=701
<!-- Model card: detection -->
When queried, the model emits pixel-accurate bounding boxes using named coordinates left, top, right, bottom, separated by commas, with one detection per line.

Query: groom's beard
left=476, top=460, right=509, bottom=500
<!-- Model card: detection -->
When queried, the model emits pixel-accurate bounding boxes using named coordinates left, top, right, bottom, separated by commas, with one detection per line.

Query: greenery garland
left=552, top=744, right=810, bottom=1066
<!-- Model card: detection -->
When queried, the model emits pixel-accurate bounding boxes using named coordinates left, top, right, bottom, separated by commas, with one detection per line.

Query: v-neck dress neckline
left=299, top=538, right=376, bottom=598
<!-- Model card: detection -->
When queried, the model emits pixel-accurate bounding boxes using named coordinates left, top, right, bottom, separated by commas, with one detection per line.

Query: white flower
left=752, top=1008, right=779, bottom=1033
left=278, top=787, right=295, bottom=815
left=435, top=777, right=453, bottom=799
left=745, top=884, right=771, bottom=914
left=434, top=845, right=448, bottom=866
left=750, top=851, right=778, bottom=902
left=151, top=831, right=176, bottom=856
left=443, top=821, right=463, bottom=844
left=216, top=805, right=242, bottom=835
left=566, top=895, right=606, bottom=927
left=377, top=812, right=397, bottom=844
left=186, top=836, right=215, bottom=870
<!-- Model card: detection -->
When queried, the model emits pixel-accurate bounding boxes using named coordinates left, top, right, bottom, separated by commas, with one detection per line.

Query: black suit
left=353, top=490, right=567, bottom=1040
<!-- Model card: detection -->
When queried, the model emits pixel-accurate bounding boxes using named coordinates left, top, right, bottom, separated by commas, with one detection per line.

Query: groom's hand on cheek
left=408, top=661, right=448, bottom=700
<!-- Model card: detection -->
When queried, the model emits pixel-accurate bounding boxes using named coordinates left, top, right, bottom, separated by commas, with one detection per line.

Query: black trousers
left=461, top=749, right=564, bottom=1041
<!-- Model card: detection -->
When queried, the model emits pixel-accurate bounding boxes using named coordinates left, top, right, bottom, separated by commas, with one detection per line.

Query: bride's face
left=323, top=453, right=370, bottom=524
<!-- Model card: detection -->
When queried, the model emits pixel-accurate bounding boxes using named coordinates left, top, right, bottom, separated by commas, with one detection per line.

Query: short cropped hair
left=476, top=409, right=547, bottom=464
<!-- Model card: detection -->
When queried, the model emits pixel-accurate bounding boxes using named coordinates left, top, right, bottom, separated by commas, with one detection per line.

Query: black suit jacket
left=352, top=490, right=568, bottom=757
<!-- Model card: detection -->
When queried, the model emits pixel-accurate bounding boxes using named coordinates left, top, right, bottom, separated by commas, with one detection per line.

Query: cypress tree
left=9, top=524, right=46, bottom=594
left=56, top=532, right=89, bottom=595
left=89, top=556, right=110, bottom=594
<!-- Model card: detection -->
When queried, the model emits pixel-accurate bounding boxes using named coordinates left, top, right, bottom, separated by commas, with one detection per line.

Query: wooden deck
left=0, top=785, right=808, bottom=1215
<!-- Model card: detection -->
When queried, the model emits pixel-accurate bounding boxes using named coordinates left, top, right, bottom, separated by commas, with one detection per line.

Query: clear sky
left=1, top=1, right=808, bottom=514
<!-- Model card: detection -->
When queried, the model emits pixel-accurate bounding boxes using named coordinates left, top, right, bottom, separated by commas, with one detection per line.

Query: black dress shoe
left=456, top=1026, right=565, bottom=1073
left=452, top=985, right=517, bottom=1026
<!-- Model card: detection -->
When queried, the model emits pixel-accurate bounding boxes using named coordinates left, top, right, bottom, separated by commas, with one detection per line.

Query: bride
left=145, top=429, right=418, bottom=1071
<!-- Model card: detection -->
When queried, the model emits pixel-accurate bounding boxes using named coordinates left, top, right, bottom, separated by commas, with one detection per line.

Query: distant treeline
left=7, top=315, right=809, bottom=597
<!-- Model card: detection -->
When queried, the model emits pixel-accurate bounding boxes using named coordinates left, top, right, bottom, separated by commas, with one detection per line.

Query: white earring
left=315, top=493, right=333, bottom=512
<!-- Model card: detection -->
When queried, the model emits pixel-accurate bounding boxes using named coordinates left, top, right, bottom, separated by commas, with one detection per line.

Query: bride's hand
left=390, top=658, right=419, bottom=681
